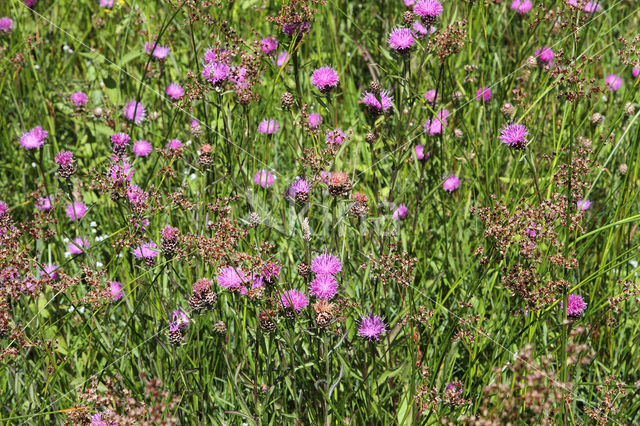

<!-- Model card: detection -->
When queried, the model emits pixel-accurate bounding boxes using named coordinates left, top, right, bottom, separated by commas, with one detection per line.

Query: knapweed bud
left=618, top=163, right=628, bottom=175
left=161, top=225, right=179, bottom=258
left=297, top=262, right=311, bottom=278
left=188, top=278, right=217, bottom=312
left=501, top=102, right=515, bottom=117
left=624, top=102, right=635, bottom=116
left=281, top=92, right=295, bottom=109
left=328, top=171, right=352, bottom=197
left=368, top=80, right=382, bottom=95
left=249, top=212, right=261, bottom=228
left=525, top=56, right=538, bottom=69
left=402, top=10, right=415, bottom=26
left=259, top=310, right=277, bottom=332
left=365, top=131, right=377, bottom=144
left=213, top=320, right=227, bottom=334
left=198, top=144, right=214, bottom=167
left=55, top=151, right=76, bottom=179
left=590, top=112, right=604, bottom=125
left=453, top=128, right=463, bottom=139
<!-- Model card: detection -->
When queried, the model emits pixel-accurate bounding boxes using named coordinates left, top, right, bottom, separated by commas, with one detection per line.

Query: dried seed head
left=624, top=102, right=635, bottom=116
left=213, top=321, right=227, bottom=334
left=249, top=212, right=261, bottom=227
left=454, top=128, right=463, bottom=139
left=618, top=163, right=628, bottom=175
left=590, top=112, right=604, bottom=125
left=525, top=56, right=538, bottom=69
left=402, top=10, right=415, bottom=26
left=369, top=80, right=382, bottom=95
left=281, top=92, right=295, bottom=109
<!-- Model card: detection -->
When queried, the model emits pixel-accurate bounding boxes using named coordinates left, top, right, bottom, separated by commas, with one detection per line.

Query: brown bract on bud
left=281, top=92, right=295, bottom=109
left=402, top=10, right=415, bottom=26
left=328, top=171, right=352, bottom=197
left=369, top=80, right=381, bottom=95
left=501, top=103, right=515, bottom=117
left=365, top=131, right=377, bottom=144
left=198, top=144, right=214, bottom=167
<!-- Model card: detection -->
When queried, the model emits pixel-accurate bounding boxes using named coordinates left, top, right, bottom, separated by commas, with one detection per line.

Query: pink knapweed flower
left=35, top=196, right=53, bottom=212
left=123, top=100, right=146, bottom=124
left=309, top=274, right=338, bottom=300
left=326, top=129, right=346, bottom=145
left=55, top=151, right=74, bottom=166
left=66, top=201, right=88, bottom=221
left=388, top=27, right=415, bottom=53
left=583, top=1, right=601, bottom=13
left=132, top=140, right=152, bottom=157
left=561, top=294, right=587, bottom=318
left=70, top=91, right=89, bottom=107
left=260, top=37, right=278, bottom=54
left=254, top=169, right=276, bottom=188
left=307, top=113, right=323, bottom=129
left=202, top=62, right=230, bottom=86
left=576, top=199, right=592, bottom=211
left=311, top=67, right=339, bottom=93
left=144, top=41, right=170, bottom=60
left=217, top=266, right=248, bottom=290
left=412, top=21, right=437, bottom=39
left=110, top=281, right=124, bottom=300
left=166, top=139, right=183, bottom=151
left=393, top=205, right=409, bottom=220
left=165, top=83, right=184, bottom=100
left=443, top=175, right=461, bottom=192
left=424, top=109, right=449, bottom=135
left=109, top=159, right=134, bottom=184
left=414, top=0, right=443, bottom=22
left=361, top=91, right=394, bottom=115
left=19, top=126, right=48, bottom=149
left=276, top=51, right=291, bottom=67
left=110, top=132, right=130, bottom=150
left=605, top=74, right=622, bottom=91
left=535, top=47, right=554, bottom=65
left=358, top=314, right=386, bottom=341
left=68, top=237, right=90, bottom=255
left=476, top=87, right=492, bottom=102
left=258, top=119, right=279, bottom=135
left=42, top=264, right=59, bottom=281
left=311, top=253, right=342, bottom=275
left=0, top=17, right=14, bottom=33
left=511, top=0, right=532, bottom=14
left=498, top=123, right=529, bottom=148
left=415, top=145, right=430, bottom=161
left=133, top=241, right=159, bottom=260
left=280, top=289, right=309, bottom=312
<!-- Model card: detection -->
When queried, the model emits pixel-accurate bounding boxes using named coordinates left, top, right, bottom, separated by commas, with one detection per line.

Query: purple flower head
left=311, top=67, right=340, bottom=93
left=123, top=100, right=146, bottom=124
left=133, top=241, right=158, bottom=259
left=388, top=27, right=415, bottom=53
left=633, top=67, right=640, bottom=78
left=414, top=0, right=443, bottom=21
left=443, top=175, right=461, bottom=192
left=361, top=91, right=394, bottom=114
left=165, top=83, right=184, bottom=100
left=282, top=21, right=310, bottom=37
left=254, top=169, right=276, bottom=188
left=412, top=21, right=437, bottom=39
left=126, top=185, right=148, bottom=206
left=424, top=109, right=450, bottom=135
left=19, top=126, right=48, bottom=149
left=262, top=262, right=281, bottom=283
left=132, top=140, right=152, bottom=157
left=358, top=314, right=386, bottom=341
left=24, top=0, right=37, bottom=7
left=230, top=66, right=249, bottom=90
left=404, top=0, right=416, bottom=5
left=511, top=0, right=532, bottom=14
left=202, top=62, right=230, bottom=86
left=309, top=274, right=338, bottom=300
left=280, top=289, right=309, bottom=312
left=110, top=132, right=131, bottom=149
left=217, top=267, right=248, bottom=290
left=561, top=294, right=587, bottom=318
left=584, top=1, right=601, bottom=13
left=276, top=51, right=291, bottom=67
left=144, top=41, right=170, bottom=60
left=258, top=119, right=279, bottom=135
left=326, top=129, right=347, bottom=145
left=535, top=47, right=554, bottom=65
left=498, top=123, right=529, bottom=149
left=203, top=47, right=225, bottom=64
left=55, top=151, right=74, bottom=166
left=605, top=74, right=622, bottom=92
left=161, top=225, right=179, bottom=240
left=70, top=91, right=89, bottom=107
left=190, top=119, right=202, bottom=135
left=308, top=113, right=323, bottom=129
left=109, top=159, right=134, bottom=184
left=68, top=237, right=90, bottom=255
left=110, top=281, right=124, bottom=301
left=0, top=17, right=14, bottom=33
left=311, top=253, right=342, bottom=275
left=475, top=87, right=492, bottom=102
left=0, top=201, right=8, bottom=218
left=171, top=309, right=190, bottom=329
left=35, top=196, right=53, bottom=212
left=393, top=204, right=409, bottom=220
left=415, top=145, right=430, bottom=161
left=166, top=139, right=183, bottom=151
left=42, top=264, right=60, bottom=281
left=424, top=89, right=438, bottom=103
left=285, top=178, right=310, bottom=201
left=576, top=199, right=592, bottom=211
left=66, top=201, right=88, bottom=221
left=260, top=37, right=278, bottom=54
left=99, top=0, right=114, bottom=8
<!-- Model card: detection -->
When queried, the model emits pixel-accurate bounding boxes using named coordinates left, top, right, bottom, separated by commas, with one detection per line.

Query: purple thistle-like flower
left=110, top=281, right=124, bottom=301
left=260, top=37, right=278, bottom=54
left=308, top=113, right=323, bottom=129
left=99, top=0, right=114, bottom=8
left=0, top=17, right=14, bottom=33
left=605, top=74, right=622, bottom=91
left=583, top=1, right=601, bottom=13
left=511, top=0, right=532, bottom=14
left=217, top=266, right=248, bottom=290
left=166, top=139, right=183, bottom=151
left=424, top=109, right=449, bottom=135
left=476, top=87, right=492, bottom=102
left=577, top=199, right=592, bottom=211
left=171, top=309, right=190, bottom=329
left=311, top=67, right=340, bottom=93
left=35, top=196, right=53, bottom=212
left=66, top=201, right=88, bottom=221
left=535, top=47, right=554, bottom=65
left=276, top=51, right=291, bottom=67
left=280, top=289, right=309, bottom=312
left=633, top=68, right=639, bottom=78
left=165, top=83, right=184, bottom=100
left=388, top=27, right=415, bottom=53
left=361, top=91, right=394, bottom=114
left=311, top=253, right=342, bottom=275
left=282, top=21, right=310, bottom=36
left=70, top=91, right=89, bottom=107
left=68, top=237, right=90, bottom=255
left=133, top=241, right=159, bottom=259
left=126, top=185, right=148, bottom=206
left=414, top=0, right=443, bottom=21
left=285, top=178, right=310, bottom=201
left=309, top=274, right=338, bottom=300
left=144, top=41, right=170, bottom=60
left=443, top=175, right=461, bottom=192
left=498, top=123, right=529, bottom=149
left=109, top=159, right=134, bottom=184
left=258, top=119, right=279, bottom=135
left=424, top=89, right=438, bottom=103
left=412, top=21, right=436, bottom=39
left=19, top=126, right=48, bottom=149
left=393, top=204, right=409, bottom=220
left=254, top=169, right=276, bottom=188
left=326, top=129, right=347, bottom=145
left=55, top=151, right=74, bottom=166
left=123, top=100, right=146, bottom=124
left=561, top=294, right=587, bottom=318
left=42, top=264, right=59, bottom=281
left=358, top=314, right=386, bottom=341
left=202, top=62, right=230, bottom=86
left=415, top=145, right=430, bottom=161
left=110, top=132, right=131, bottom=149
left=132, top=140, right=152, bottom=157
